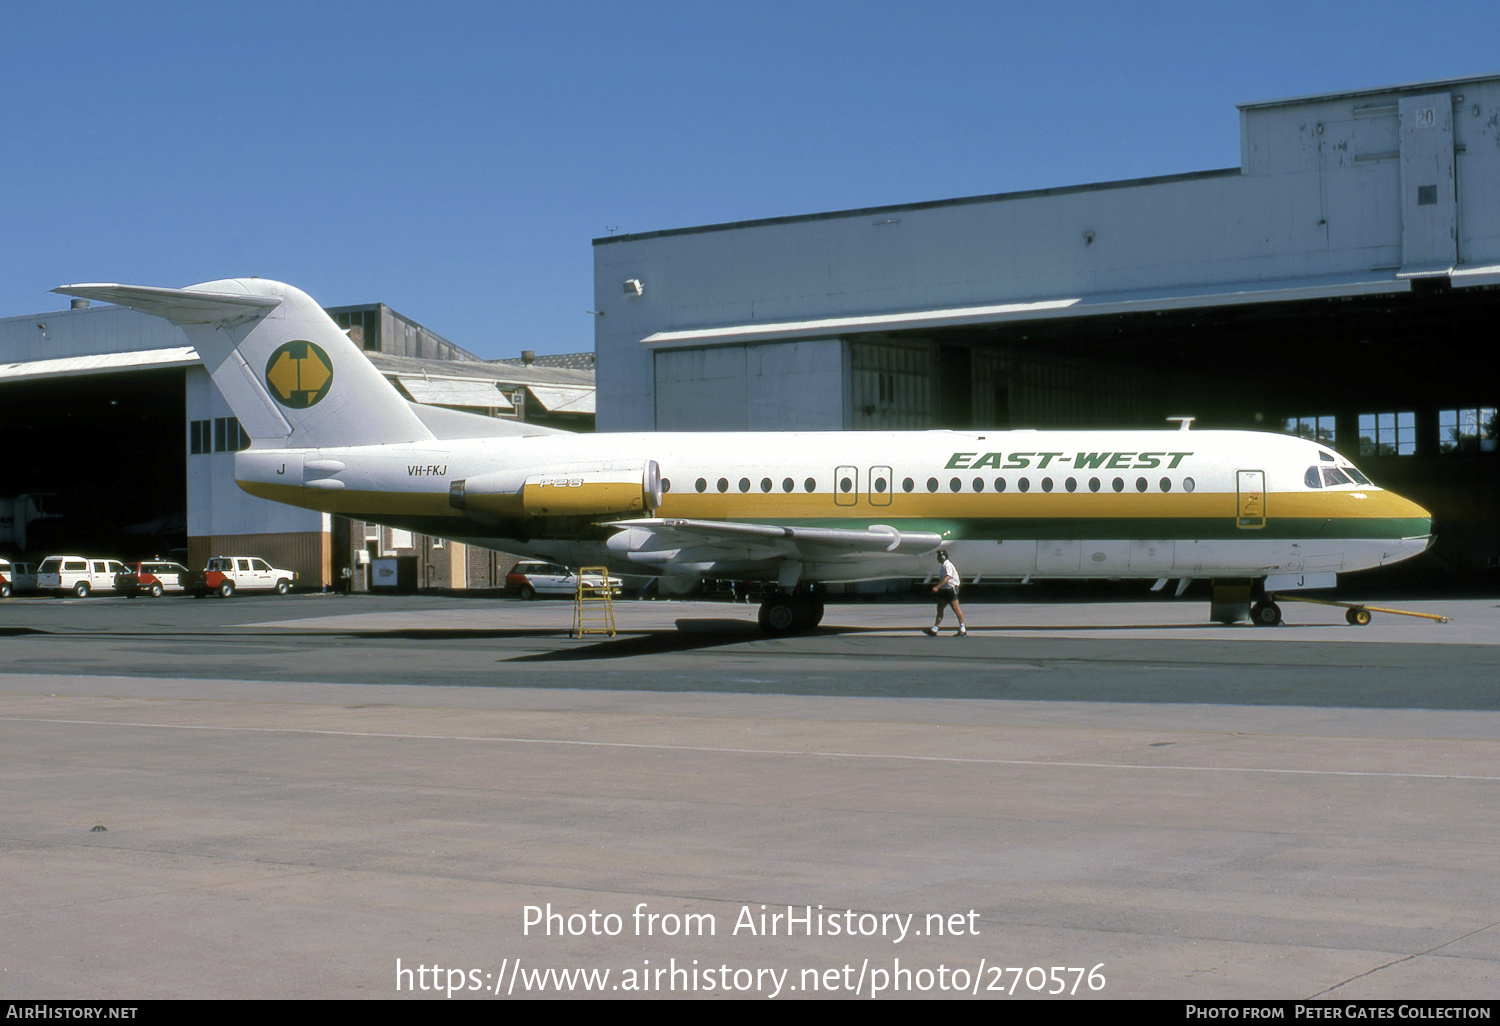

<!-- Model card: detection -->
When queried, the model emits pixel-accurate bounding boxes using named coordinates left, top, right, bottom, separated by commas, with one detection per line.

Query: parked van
left=37, top=556, right=127, bottom=597
left=10, top=562, right=39, bottom=595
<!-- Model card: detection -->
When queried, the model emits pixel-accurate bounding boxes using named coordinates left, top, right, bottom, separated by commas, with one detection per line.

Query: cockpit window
left=1321, top=467, right=1352, bottom=486
left=1318, top=451, right=1335, bottom=462
left=1304, top=467, right=1322, bottom=489
left=1344, top=466, right=1371, bottom=485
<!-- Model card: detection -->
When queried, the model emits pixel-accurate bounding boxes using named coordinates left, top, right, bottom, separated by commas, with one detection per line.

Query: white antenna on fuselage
left=1167, top=416, right=1195, bottom=431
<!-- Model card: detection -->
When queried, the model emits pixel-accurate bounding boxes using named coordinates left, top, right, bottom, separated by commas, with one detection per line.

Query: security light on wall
left=623, top=279, right=644, bottom=296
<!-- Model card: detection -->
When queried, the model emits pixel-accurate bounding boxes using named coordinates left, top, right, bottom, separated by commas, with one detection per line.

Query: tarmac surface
left=2, top=591, right=1498, bottom=1000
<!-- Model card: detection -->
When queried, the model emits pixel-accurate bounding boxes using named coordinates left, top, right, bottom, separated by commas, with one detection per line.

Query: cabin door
left=1236, top=470, right=1265, bottom=529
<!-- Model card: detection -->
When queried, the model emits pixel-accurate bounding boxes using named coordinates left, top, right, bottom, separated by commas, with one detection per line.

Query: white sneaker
left=925, top=626, right=939, bottom=636
left=956, top=626, right=968, bottom=636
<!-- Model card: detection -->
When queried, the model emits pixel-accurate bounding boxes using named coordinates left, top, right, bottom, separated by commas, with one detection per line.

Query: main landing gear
left=757, top=590, right=825, bottom=634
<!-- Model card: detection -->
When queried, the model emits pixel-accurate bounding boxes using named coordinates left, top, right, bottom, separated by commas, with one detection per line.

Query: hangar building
left=592, top=75, right=1500, bottom=579
left=0, top=296, right=594, bottom=589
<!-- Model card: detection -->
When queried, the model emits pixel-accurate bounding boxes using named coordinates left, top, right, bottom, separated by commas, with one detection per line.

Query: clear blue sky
left=3, top=1, right=1496, bottom=358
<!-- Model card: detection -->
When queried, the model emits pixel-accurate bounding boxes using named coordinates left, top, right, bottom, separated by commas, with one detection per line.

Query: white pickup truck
left=37, top=556, right=128, bottom=598
left=189, top=556, right=297, bottom=597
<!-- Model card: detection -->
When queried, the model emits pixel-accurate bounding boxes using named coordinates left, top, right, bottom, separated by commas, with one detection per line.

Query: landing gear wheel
left=1346, top=607, right=1372, bottom=626
left=1251, top=600, right=1281, bottom=626
left=758, top=599, right=799, bottom=634
left=518, top=584, right=536, bottom=601
left=218, top=581, right=234, bottom=598
left=807, top=600, right=825, bottom=628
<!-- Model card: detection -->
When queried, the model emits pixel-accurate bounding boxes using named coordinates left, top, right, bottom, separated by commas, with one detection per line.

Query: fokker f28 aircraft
left=54, top=279, right=1434, bottom=633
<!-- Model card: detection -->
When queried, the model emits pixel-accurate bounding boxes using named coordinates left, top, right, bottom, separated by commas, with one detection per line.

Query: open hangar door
left=0, top=368, right=186, bottom=560
left=864, top=281, right=1499, bottom=583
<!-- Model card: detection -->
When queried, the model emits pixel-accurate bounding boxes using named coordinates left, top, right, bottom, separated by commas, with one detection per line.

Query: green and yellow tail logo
left=265, top=340, right=334, bottom=409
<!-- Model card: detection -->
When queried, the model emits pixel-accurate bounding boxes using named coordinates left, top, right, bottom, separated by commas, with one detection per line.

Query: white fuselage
left=235, top=427, right=1433, bottom=585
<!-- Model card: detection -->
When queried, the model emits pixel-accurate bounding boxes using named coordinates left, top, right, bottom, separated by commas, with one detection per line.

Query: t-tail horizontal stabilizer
left=53, top=279, right=433, bottom=450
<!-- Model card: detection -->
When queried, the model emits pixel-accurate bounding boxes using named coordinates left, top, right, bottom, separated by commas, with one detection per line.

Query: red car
left=116, top=560, right=191, bottom=598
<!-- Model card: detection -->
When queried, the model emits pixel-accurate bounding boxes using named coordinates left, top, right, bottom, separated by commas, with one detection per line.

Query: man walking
left=926, top=549, right=967, bottom=636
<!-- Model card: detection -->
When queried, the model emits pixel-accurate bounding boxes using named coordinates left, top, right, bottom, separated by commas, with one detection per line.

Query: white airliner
left=54, top=279, right=1433, bottom=632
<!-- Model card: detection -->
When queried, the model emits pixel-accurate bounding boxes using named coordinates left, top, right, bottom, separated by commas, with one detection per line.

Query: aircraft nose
left=1382, top=491, right=1434, bottom=563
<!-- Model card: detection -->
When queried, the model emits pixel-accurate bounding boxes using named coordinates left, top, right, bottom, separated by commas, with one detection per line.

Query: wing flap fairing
left=603, top=517, right=943, bottom=567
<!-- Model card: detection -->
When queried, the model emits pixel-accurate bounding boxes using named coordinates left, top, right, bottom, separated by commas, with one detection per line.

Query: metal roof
left=0, top=346, right=200, bottom=382
left=524, top=385, right=595, bottom=414
left=368, top=352, right=593, bottom=388
left=593, top=169, right=1241, bottom=247
left=1238, top=73, right=1500, bottom=111
left=640, top=272, right=1412, bottom=349
left=493, top=352, right=596, bottom=371
left=394, top=375, right=514, bottom=410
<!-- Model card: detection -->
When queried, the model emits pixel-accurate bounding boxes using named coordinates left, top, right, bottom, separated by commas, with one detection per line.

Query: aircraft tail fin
left=53, top=279, right=434, bottom=449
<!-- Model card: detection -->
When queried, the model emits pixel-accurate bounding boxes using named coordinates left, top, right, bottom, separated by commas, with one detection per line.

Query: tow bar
left=1271, top=594, right=1451, bottom=626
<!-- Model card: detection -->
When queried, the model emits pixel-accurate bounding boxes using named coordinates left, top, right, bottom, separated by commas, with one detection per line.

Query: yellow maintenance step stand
left=572, top=567, right=617, bottom=638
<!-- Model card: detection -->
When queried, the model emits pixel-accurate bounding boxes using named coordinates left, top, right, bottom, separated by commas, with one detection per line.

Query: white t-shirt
left=937, top=559, right=959, bottom=592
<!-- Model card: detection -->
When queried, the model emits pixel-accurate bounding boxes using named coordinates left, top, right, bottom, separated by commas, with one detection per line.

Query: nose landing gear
left=1250, top=600, right=1282, bottom=626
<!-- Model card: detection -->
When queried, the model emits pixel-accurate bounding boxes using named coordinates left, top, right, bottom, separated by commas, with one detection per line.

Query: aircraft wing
left=53, top=284, right=281, bottom=325
left=604, top=517, right=944, bottom=563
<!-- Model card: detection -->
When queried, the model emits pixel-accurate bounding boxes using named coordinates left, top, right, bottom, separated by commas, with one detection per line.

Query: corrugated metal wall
left=1008, top=356, right=1159, bottom=427
left=846, top=339, right=1166, bottom=429
left=847, top=339, right=935, bottom=429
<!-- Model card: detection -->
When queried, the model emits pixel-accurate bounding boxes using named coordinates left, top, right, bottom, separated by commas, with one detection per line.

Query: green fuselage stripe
left=342, top=513, right=1430, bottom=544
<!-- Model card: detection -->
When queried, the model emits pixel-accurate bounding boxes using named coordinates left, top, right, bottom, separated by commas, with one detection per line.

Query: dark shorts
left=936, top=588, right=958, bottom=610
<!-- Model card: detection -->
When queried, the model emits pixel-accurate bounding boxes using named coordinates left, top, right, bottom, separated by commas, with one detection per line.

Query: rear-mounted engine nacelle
left=450, top=460, right=662, bottom=518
